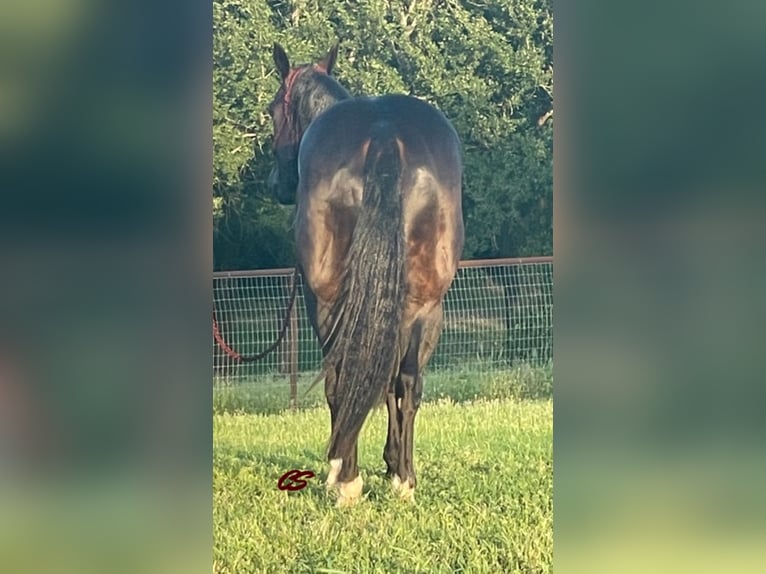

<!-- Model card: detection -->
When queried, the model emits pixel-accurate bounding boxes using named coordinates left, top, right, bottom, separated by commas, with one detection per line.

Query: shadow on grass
left=214, top=363, right=552, bottom=416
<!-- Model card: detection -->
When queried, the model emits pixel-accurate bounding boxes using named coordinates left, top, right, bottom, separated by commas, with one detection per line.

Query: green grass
left=213, top=363, right=552, bottom=415
left=214, top=372, right=552, bottom=574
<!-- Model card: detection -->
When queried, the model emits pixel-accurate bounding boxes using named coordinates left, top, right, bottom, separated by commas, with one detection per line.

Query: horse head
left=267, top=43, right=340, bottom=204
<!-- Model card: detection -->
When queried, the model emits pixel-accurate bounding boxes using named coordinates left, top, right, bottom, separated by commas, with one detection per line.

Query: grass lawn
left=214, top=372, right=552, bottom=574
left=213, top=363, right=552, bottom=415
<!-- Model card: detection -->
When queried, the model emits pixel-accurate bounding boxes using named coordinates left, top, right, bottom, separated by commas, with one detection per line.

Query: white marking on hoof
left=336, top=475, right=363, bottom=507
left=391, top=474, right=416, bottom=502
left=326, top=458, right=342, bottom=490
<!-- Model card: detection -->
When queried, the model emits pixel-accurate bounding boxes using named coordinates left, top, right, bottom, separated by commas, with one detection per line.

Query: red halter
left=275, top=64, right=328, bottom=147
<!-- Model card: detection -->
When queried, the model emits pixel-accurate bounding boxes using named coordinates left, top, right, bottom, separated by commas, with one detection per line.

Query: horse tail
left=324, top=122, right=407, bottom=458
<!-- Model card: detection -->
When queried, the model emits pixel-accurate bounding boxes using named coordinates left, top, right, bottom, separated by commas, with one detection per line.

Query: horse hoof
left=391, top=475, right=416, bottom=502
left=335, top=475, right=363, bottom=507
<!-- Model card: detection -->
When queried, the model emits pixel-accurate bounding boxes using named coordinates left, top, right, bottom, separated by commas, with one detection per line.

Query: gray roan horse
left=267, top=43, right=464, bottom=505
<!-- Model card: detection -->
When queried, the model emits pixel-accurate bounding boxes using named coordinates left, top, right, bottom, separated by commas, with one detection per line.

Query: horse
left=267, top=43, right=464, bottom=506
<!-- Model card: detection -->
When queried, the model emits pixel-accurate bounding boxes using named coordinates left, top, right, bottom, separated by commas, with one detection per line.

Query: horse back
left=299, top=94, right=462, bottom=195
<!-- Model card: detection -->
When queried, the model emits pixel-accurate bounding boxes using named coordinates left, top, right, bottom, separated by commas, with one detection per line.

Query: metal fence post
left=289, top=288, right=298, bottom=410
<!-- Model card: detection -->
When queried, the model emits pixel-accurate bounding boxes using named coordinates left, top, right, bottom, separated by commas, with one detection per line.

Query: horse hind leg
left=390, top=303, right=444, bottom=502
left=390, top=334, right=421, bottom=502
left=324, top=363, right=364, bottom=506
left=309, top=288, right=361, bottom=505
left=383, top=374, right=401, bottom=479
left=391, top=368, right=419, bottom=502
left=384, top=318, right=418, bottom=479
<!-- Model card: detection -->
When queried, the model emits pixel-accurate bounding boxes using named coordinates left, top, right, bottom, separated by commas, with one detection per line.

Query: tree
left=213, top=0, right=553, bottom=270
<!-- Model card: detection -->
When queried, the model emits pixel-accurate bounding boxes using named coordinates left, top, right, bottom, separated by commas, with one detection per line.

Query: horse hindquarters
left=322, top=122, right=408, bottom=505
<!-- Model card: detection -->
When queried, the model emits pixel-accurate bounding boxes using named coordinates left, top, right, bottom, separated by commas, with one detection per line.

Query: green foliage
left=214, top=396, right=553, bottom=572
left=214, top=0, right=553, bottom=269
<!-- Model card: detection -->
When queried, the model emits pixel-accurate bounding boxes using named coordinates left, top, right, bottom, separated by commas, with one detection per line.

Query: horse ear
left=320, top=43, right=339, bottom=75
left=273, top=43, right=290, bottom=80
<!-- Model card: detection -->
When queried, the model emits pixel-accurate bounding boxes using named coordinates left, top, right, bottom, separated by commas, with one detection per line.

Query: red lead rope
left=212, top=314, right=242, bottom=361
left=212, top=268, right=299, bottom=363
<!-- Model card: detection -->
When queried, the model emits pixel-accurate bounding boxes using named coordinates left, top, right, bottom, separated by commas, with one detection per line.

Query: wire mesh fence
left=213, top=257, right=552, bottom=405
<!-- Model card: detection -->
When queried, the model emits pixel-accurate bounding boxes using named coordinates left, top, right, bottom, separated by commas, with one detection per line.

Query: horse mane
left=293, top=70, right=352, bottom=129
